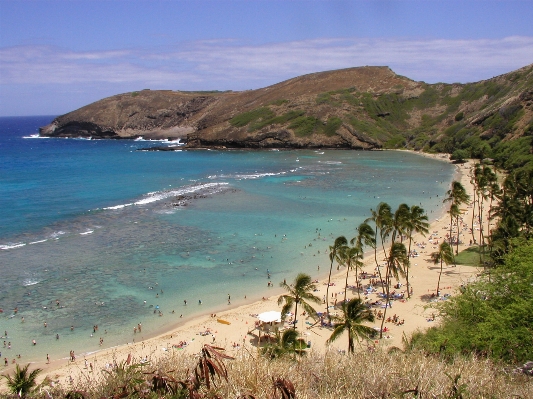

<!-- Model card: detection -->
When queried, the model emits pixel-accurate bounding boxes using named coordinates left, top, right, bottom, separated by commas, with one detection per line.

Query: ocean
left=0, top=115, right=455, bottom=363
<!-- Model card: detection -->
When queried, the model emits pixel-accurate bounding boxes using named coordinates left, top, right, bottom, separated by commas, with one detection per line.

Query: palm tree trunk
left=437, top=259, right=443, bottom=294
left=379, top=263, right=391, bottom=339
left=293, top=300, right=299, bottom=330
left=373, top=232, right=386, bottom=296
left=348, top=331, right=354, bottom=353
left=344, top=263, right=350, bottom=304
left=479, top=196, right=484, bottom=265
left=455, top=214, right=461, bottom=257
left=449, top=211, right=453, bottom=246
left=379, top=234, right=390, bottom=294
left=379, top=264, right=390, bottom=339
left=406, top=235, right=412, bottom=298
left=326, top=258, right=334, bottom=321
left=355, top=262, right=360, bottom=300
left=471, top=183, right=476, bottom=244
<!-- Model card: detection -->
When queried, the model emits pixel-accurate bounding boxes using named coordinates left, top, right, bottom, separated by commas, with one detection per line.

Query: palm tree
left=340, top=245, right=363, bottom=302
left=349, top=222, right=375, bottom=301
left=404, top=205, right=429, bottom=298
left=379, top=242, right=408, bottom=338
left=431, top=241, right=454, bottom=295
left=391, top=203, right=410, bottom=244
left=444, top=181, right=470, bottom=245
left=473, top=165, right=488, bottom=263
left=326, top=236, right=348, bottom=320
left=365, top=202, right=392, bottom=295
left=2, top=363, right=42, bottom=397
left=278, top=273, right=322, bottom=329
left=261, top=329, right=307, bottom=359
left=448, top=203, right=461, bottom=256
left=327, top=298, right=376, bottom=353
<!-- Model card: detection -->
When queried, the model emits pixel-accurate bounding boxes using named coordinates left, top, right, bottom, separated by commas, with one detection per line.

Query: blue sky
left=1, top=0, right=532, bottom=116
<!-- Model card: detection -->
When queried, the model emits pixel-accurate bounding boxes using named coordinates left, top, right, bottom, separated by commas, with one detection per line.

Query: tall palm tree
left=2, top=363, right=42, bottom=396
left=379, top=242, right=408, bottom=338
left=365, top=202, right=392, bottom=295
left=404, top=205, right=429, bottom=298
left=473, top=165, right=488, bottom=263
left=448, top=203, right=461, bottom=257
left=327, top=298, right=376, bottom=353
left=278, top=273, right=322, bottom=329
left=350, top=222, right=376, bottom=300
left=444, top=181, right=470, bottom=246
left=326, top=236, right=348, bottom=320
left=391, top=203, right=410, bottom=244
left=340, top=245, right=363, bottom=303
left=431, top=241, right=454, bottom=295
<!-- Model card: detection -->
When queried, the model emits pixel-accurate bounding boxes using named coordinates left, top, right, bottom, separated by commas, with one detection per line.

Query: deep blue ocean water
left=0, top=116, right=456, bottom=363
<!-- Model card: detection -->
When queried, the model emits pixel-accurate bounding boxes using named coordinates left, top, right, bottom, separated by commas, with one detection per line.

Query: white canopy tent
left=257, top=310, right=282, bottom=323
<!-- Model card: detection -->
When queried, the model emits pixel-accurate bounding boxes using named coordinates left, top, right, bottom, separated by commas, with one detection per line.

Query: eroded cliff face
left=39, top=64, right=533, bottom=151
left=40, top=91, right=216, bottom=140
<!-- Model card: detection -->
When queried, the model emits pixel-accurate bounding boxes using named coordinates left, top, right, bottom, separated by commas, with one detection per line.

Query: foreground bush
left=4, top=347, right=531, bottom=398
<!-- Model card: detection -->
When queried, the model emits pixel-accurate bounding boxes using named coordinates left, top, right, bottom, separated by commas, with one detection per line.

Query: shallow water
left=0, top=116, right=455, bottom=363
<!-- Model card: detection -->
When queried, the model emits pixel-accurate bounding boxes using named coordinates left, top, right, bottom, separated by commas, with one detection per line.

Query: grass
left=16, top=347, right=532, bottom=398
left=454, top=246, right=481, bottom=266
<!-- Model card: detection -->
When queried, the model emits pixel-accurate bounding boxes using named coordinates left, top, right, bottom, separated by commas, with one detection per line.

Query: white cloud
left=1, top=36, right=532, bottom=90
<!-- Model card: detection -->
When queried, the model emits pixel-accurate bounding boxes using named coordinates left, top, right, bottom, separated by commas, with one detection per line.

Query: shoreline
left=1, top=150, right=479, bottom=391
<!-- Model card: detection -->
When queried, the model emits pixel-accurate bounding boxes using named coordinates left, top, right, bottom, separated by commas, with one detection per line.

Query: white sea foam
left=80, top=230, right=94, bottom=235
left=208, top=170, right=296, bottom=180
left=0, top=242, right=26, bottom=250
left=29, top=239, right=48, bottom=245
left=103, top=182, right=229, bottom=210
left=104, top=203, right=134, bottom=210
left=135, top=137, right=183, bottom=144
left=23, top=279, right=39, bottom=286
left=50, top=231, right=66, bottom=239
left=23, top=134, right=49, bottom=139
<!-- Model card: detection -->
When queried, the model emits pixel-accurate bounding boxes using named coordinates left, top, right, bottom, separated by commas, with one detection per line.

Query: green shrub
left=410, top=239, right=533, bottom=363
left=323, top=116, right=342, bottom=136
left=289, top=116, right=321, bottom=136
left=450, top=149, right=469, bottom=163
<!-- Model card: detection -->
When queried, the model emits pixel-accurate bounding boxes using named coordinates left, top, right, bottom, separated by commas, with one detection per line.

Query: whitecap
left=50, top=231, right=66, bottom=239
left=103, top=182, right=229, bottom=209
left=23, top=134, right=49, bottom=139
left=209, top=170, right=291, bottom=180
left=29, top=239, right=48, bottom=245
left=0, top=242, right=26, bottom=250
left=23, top=279, right=39, bottom=286
left=80, top=230, right=94, bottom=235
left=104, top=203, right=134, bottom=210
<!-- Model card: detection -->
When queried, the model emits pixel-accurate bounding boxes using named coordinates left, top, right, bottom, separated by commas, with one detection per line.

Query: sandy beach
left=1, top=152, right=487, bottom=391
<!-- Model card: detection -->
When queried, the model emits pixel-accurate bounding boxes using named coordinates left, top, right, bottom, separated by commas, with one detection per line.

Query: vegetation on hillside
left=410, top=238, right=533, bottom=363
left=409, top=162, right=533, bottom=363
left=225, top=64, right=533, bottom=167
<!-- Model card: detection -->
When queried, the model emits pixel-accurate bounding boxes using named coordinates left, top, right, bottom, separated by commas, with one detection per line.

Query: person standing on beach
left=46, top=354, right=49, bottom=364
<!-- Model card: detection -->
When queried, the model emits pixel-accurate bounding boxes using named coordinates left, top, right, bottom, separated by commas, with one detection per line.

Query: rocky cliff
left=40, top=64, right=533, bottom=152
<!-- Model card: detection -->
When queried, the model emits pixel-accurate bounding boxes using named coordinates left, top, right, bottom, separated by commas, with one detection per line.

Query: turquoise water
left=0, top=116, right=455, bottom=363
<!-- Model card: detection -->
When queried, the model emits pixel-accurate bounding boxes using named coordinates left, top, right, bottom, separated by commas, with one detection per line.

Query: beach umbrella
left=257, top=311, right=282, bottom=323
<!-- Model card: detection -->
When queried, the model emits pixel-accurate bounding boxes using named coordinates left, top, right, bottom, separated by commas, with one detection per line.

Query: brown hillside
left=40, top=64, right=533, bottom=153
